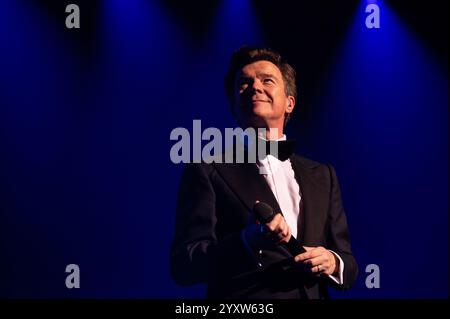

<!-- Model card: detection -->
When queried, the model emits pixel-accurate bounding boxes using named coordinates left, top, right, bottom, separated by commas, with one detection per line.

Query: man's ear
left=286, top=96, right=295, bottom=114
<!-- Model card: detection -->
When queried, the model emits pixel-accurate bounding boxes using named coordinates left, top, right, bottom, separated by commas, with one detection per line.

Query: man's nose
left=251, top=79, right=263, bottom=93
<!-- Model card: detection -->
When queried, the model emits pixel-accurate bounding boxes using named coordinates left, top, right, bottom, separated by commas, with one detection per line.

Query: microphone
left=253, top=201, right=306, bottom=255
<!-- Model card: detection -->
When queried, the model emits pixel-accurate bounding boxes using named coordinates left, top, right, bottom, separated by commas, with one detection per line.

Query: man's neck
left=257, top=128, right=285, bottom=141
left=257, top=127, right=284, bottom=140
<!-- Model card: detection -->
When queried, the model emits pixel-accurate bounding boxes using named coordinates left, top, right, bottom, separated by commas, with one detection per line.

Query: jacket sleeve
left=325, top=164, right=358, bottom=289
left=170, top=163, right=256, bottom=286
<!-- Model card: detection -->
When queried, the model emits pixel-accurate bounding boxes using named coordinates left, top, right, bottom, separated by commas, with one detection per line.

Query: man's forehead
left=238, top=60, right=281, bottom=77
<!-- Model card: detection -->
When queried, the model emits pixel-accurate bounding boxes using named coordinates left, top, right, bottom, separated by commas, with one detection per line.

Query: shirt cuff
left=327, top=250, right=345, bottom=285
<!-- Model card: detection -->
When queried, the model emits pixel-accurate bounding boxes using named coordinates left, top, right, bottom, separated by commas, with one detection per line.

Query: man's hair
left=224, top=46, right=297, bottom=125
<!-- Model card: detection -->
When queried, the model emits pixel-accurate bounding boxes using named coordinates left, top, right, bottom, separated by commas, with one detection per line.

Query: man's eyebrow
left=237, top=73, right=278, bottom=81
left=257, top=73, right=278, bottom=79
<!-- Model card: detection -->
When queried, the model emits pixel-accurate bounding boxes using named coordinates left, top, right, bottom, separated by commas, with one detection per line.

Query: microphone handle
left=285, top=236, right=306, bottom=255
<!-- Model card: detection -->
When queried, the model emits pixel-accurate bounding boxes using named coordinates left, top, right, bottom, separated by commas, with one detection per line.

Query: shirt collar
left=239, top=129, right=287, bottom=147
left=257, top=130, right=287, bottom=142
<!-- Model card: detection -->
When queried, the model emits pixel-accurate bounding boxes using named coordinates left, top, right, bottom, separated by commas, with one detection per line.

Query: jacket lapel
left=289, top=155, right=329, bottom=246
left=213, top=162, right=282, bottom=217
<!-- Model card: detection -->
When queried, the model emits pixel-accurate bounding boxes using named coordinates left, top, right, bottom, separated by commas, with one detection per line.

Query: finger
left=306, top=255, right=328, bottom=268
left=268, top=214, right=287, bottom=235
left=282, top=225, right=291, bottom=238
left=301, top=246, right=323, bottom=257
left=295, top=247, right=326, bottom=262
left=295, top=246, right=313, bottom=261
left=311, top=249, right=327, bottom=260
left=276, top=224, right=291, bottom=243
left=307, top=257, right=329, bottom=274
left=271, top=221, right=285, bottom=239
left=295, top=248, right=322, bottom=262
left=304, top=246, right=327, bottom=253
left=272, top=216, right=284, bottom=231
left=295, top=250, right=313, bottom=262
left=310, top=264, right=326, bottom=274
left=278, top=218, right=289, bottom=236
left=275, top=222, right=287, bottom=238
left=265, top=214, right=279, bottom=232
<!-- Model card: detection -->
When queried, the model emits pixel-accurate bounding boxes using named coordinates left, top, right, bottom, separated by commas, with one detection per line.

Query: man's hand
left=294, top=246, right=339, bottom=276
left=243, top=213, right=292, bottom=250
left=265, top=213, right=292, bottom=244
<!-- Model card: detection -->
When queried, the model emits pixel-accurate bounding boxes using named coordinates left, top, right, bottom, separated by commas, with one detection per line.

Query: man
left=170, top=46, right=358, bottom=299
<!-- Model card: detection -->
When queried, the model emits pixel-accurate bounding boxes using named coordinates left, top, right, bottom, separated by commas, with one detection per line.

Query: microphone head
left=253, top=201, right=275, bottom=224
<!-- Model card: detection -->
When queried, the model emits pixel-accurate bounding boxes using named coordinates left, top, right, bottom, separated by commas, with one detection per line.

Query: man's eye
left=263, top=78, right=274, bottom=83
left=239, top=79, right=249, bottom=86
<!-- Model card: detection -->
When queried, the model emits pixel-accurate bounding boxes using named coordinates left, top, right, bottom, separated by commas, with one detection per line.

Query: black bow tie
left=264, top=139, right=296, bottom=161
left=257, top=139, right=297, bottom=161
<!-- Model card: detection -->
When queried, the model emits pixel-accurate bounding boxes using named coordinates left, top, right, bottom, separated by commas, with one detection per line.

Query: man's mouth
left=240, top=99, right=271, bottom=109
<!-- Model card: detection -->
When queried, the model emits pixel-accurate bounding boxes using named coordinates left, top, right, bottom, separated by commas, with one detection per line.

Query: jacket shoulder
left=291, top=153, right=324, bottom=169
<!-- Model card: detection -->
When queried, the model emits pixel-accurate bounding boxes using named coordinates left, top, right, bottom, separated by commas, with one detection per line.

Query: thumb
left=303, top=246, right=314, bottom=251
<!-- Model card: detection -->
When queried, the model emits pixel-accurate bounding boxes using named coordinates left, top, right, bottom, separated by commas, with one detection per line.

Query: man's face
left=233, top=60, right=294, bottom=129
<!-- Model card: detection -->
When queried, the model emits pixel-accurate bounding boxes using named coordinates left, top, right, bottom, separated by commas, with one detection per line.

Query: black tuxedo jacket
left=170, top=154, right=358, bottom=299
